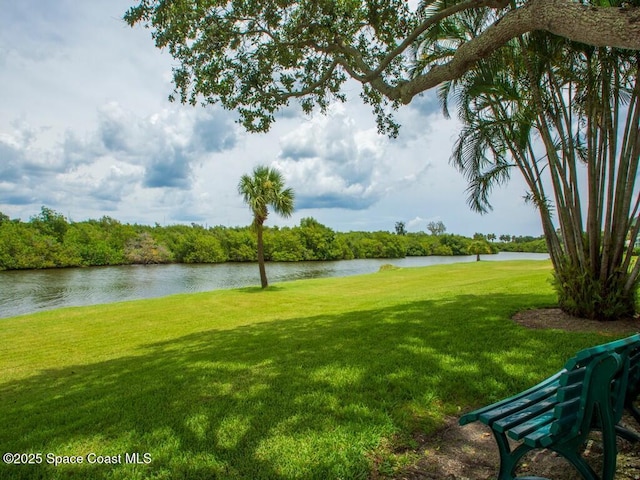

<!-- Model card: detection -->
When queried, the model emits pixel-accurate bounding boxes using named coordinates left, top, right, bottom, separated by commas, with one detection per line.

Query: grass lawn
left=0, top=260, right=619, bottom=479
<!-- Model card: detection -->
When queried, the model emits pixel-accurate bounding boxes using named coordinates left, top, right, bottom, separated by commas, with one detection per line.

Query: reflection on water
left=0, top=253, right=549, bottom=319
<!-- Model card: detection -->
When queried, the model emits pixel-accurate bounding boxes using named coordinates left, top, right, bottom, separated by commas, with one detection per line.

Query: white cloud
left=0, top=0, right=545, bottom=237
left=275, top=104, right=411, bottom=210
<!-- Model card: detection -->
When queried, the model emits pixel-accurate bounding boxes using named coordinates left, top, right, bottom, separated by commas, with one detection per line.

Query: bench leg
left=551, top=447, right=599, bottom=480
left=628, top=397, right=640, bottom=425
left=599, top=398, right=621, bottom=480
left=551, top=405, right=619, bottom=480
left=615, top=424, right=640, bottom=442
left=492, top=428, right=618, bottom=480
left=600, top=407, right=619, bottom=480
left=492, top=430, right=534, bottom=480
left=612, top=390, right=640, bottom=442
left=492, top=431, right=597, bottom=480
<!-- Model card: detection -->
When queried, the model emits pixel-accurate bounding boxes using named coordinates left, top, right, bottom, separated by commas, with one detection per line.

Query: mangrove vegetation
left=0, top=207, right=546, bottom=271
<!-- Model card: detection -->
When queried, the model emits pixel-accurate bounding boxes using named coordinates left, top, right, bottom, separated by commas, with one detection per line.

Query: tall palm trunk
left=238, top=165, right=294, bottom=289
left=256, top=221, right=268, bottom=288
left=522, top=45, right=640, bottom=320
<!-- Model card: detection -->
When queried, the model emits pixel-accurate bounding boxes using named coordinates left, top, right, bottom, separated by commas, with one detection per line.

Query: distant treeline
left=0, top=207, right=547, bottom=271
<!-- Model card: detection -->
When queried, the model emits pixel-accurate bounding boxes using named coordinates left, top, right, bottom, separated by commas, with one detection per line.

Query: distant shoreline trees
left=0, top=207, right=549, bottom=271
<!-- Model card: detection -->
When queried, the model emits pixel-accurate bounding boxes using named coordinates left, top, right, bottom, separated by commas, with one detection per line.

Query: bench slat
left=550, top=398, right=583, bottom=441
left=477, top=383, right=558, bottom=425
left=522, top=422, right=554, bottom=447
left=507, top=411, right=556, bottom=441
left=553, top=397, right=582, bottom=419
left=524, top=422, right=574, bottom=448
left=559, top=366, right=587, bottom=387
left=459, top=371, right=563, bottom=426
left=493, top=396, right=558, bottom=433
left=557, top=381, right=583, bottom=403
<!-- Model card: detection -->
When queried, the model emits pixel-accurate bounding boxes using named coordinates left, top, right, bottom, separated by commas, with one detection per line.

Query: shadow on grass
left=0, top=293, right=600, bottom=480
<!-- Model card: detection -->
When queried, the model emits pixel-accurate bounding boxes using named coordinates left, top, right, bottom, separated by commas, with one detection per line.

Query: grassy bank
left=0, top=261, right=615, bottom=479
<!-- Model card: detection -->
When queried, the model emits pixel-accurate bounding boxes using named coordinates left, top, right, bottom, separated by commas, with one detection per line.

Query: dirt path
left=393, top=414, right=639, bottom=479
left=390, top=308, right=640, bottom=480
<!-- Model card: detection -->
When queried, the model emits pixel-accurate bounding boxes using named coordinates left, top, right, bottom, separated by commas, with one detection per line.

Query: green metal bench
left=459, top=333, right=640, bottom=480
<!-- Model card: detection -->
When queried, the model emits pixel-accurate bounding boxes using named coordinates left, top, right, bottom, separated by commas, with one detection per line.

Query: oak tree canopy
left=125, top=0, right=640, bottom=135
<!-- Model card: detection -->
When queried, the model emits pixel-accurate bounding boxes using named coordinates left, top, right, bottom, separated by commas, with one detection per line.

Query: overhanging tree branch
left=399, top=0, right=640, bottom=104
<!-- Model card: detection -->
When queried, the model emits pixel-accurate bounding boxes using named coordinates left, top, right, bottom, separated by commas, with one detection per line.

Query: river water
left=0, top=252, right=548, bottom=319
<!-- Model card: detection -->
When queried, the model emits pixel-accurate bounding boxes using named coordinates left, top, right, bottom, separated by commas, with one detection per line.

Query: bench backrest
left=567, top=333, right=640, bottom=416
left=565, top=333, right=640, bottom=371
left=545, top=352, right=625, bottom=444
left=543, top=333, right=640, bottom=443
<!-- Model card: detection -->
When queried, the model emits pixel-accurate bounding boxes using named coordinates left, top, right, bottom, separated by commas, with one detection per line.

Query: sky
left=0, top=1, right=545, bottom=237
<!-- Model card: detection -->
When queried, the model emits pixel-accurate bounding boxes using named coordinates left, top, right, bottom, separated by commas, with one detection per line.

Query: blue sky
left=0, top=1, right=545, bottom=236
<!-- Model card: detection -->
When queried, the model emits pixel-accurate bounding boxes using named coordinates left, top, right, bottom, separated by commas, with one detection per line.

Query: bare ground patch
left=387, top=309, right=640, bottom=480
left=392, top=414, right=639, bottom=479
left=513, top=308, right=640, bottom=335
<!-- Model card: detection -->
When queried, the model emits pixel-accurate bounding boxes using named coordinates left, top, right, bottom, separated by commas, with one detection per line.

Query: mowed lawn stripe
left=0, top=261, right=609, bottom=479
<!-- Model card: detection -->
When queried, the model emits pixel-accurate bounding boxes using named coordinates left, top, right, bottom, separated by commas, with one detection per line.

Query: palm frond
left=238, top=165, right=295, bottom=225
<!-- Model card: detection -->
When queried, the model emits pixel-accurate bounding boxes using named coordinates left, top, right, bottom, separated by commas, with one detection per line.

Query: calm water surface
left=0, top=252, right=548, bottom=318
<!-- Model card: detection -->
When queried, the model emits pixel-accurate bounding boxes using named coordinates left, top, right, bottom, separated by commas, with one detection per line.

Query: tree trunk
left=500, top=42, right=640, bottom=321
left=256, top=222, right=268, bottom=288
left=539, top=52, right=640, bottom=321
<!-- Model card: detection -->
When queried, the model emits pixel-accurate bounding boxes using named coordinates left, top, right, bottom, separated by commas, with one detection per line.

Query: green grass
left=0, top=261, right=620, bottom=479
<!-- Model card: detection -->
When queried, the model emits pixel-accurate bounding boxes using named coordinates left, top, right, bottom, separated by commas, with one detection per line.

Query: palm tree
left=238, top=165, right=295, bottom=288
left=414, top=3, right=640, bottom=320
left=468, top=240, right=492, bottom=262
